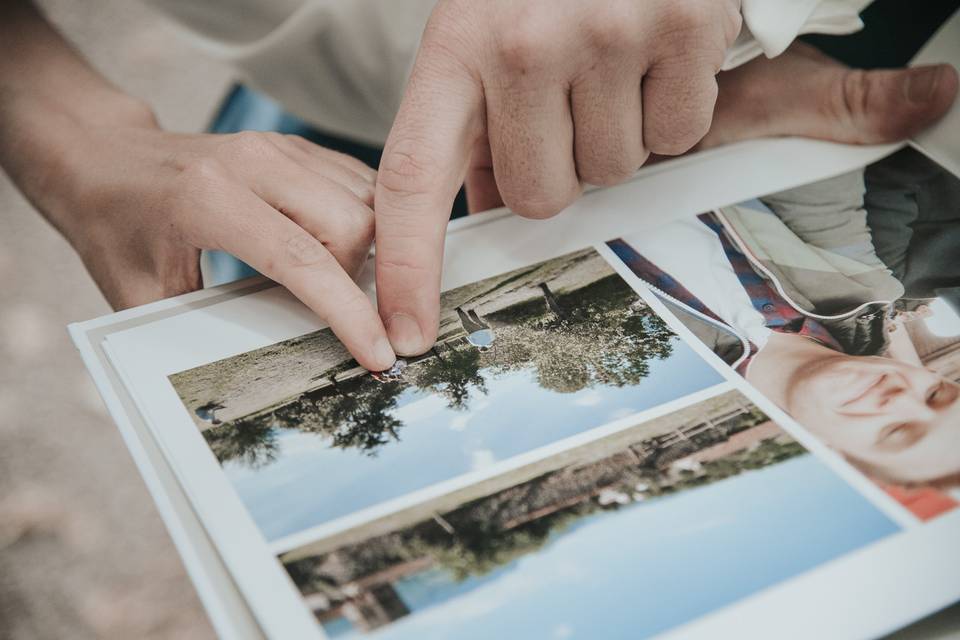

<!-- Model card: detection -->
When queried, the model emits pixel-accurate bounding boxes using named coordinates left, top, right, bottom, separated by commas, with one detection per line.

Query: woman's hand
left=0, top=1, right=397, bottom=371
left=57, top=125, right=397, bottom=372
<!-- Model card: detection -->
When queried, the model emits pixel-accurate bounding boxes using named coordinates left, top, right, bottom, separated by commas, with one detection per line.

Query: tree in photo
left=204, top=418, right=279, bottom=469
left=409, top=344, right=488, bottom=411
left=275, top=378, right=408, bottom=456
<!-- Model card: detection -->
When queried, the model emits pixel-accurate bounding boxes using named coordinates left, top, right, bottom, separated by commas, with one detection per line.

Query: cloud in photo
left=573, top=390, right=603, bottom=407
left=450, top=399, right=491, bottom=431
left=471, top=449, right=497, bottom=471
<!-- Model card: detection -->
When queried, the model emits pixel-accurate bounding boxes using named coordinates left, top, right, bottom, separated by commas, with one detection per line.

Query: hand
left=43, top=124, right=397, bottom=371
left=696, top=42, right=959, bottom=150
left=70, top=128, right=395, bottom=370
left=0, top=2, right=396, bottom=371
left=374, top=0, right=743, bottom=355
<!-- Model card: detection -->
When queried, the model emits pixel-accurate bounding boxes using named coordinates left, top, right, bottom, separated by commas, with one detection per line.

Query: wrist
left=0, top=88, right=158, bottom=235
left=0, top=1, right=159, bottom=237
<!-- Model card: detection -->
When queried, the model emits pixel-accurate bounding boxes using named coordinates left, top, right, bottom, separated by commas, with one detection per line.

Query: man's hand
left=697, top=42, right=959, bottom=151
left=374, top=0, right=743, bottom=355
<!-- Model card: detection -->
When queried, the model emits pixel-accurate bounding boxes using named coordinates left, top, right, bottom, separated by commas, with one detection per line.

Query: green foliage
left=286, top=434, right=808, bottom=605
left=218, top=272, right=675, bottom=465
left=204, top=418, right=278, bottom=468
left=274, top=378, right=406, bottom=456
left=409, top=346, right=488, bottom=411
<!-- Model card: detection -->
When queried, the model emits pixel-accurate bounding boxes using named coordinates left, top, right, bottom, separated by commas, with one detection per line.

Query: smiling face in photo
left=786, top=354, right=960, bottom=484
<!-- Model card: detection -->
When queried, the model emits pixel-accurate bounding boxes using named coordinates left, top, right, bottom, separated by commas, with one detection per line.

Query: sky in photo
left=329, top=454, right=899, bottom=640
left=224, top=337, right=724, bottom=541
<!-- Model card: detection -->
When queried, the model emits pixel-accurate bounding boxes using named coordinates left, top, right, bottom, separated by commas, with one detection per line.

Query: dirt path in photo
left=171, top=248, right=621, bottom=431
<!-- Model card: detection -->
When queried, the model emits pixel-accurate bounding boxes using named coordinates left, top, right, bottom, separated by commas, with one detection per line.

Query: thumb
left=811, top=64, right=957, bottom=143
left=700, top=43, right=959, bottom=149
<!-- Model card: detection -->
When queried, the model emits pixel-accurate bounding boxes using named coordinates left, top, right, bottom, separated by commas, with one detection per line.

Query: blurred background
left=0, top=1, right=228, bottom=637
left=1, top=1, right=959, bottom=639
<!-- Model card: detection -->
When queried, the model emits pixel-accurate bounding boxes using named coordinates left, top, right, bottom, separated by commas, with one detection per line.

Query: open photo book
left=70, top=17, right=960, bottom=640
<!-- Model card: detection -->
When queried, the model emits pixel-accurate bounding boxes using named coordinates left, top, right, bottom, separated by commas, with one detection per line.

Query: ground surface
left=170, top=248, right=612, bottom=430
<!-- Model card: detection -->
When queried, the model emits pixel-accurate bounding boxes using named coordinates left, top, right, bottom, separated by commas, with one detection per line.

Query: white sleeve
left=722, top=0, right=874, bottom=70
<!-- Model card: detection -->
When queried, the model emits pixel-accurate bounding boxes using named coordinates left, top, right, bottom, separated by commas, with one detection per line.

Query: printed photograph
left=609, top=146, right=960, bottom=521
left=168, top=248, right=725, bottom=541
left=279, top=390, right=899, bottom=639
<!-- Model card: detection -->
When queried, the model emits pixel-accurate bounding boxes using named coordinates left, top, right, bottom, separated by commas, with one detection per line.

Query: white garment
left=724, top=0, right=872, bottom=69
left=143, top=0, right=871, bottom=145
left=621, top=220, right=772, bottom=349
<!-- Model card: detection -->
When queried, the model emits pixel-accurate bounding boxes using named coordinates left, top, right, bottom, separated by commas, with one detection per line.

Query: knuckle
left=355, top=207, right=376, bottom=245
left=497, top=19, right=557, bottom=72
left=222, top=131, right=278, bottom=161
left=646, top=115, right=709, bottom=155
left=583, top=5, right=640, bottom=51
left=501, top=186, right=578, bottom=220
left=283, top=133, right=308, bottom=147
left=334, top=205, right=376, bottom=248
left=662, top=1, right=712, bottom=34
left=826, top=70, right=870, bottom=139
left=834, top=70, right=910, bottom=142
left=645, top=82, right=717, bottom=155
left=336, top=151, right=377, bottom=179
left=279, top=233, right=334, bottom=274
left=261, top=131, right=286, bottom=146
left=170, top=155, right=229, bottom=207
left=646, top=124, right=707, bottom=156
left=377, top=142, right=438, bottom=211
left=578, top=154, right=638, bottom=187
left=353, top=182, right=376, bottom=208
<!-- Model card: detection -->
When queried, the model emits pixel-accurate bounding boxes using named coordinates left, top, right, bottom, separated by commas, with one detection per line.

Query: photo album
left=71, top=17, right=960, bottom=640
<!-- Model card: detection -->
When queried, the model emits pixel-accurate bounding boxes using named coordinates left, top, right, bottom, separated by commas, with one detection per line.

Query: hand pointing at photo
left=376, top=3, right=959, bottom=358
left=374, top=0, right=743, bottom=356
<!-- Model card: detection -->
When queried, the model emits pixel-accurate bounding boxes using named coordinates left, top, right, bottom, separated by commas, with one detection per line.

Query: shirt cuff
left=721, top=0, right=874, bottom=70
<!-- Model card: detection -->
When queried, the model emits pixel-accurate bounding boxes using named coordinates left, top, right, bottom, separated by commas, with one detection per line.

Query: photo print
left=168, top=247, right=726, bottom=541
left=278, top=390, right=899, bottom=639
left=608, top=146, right=960, bottom=521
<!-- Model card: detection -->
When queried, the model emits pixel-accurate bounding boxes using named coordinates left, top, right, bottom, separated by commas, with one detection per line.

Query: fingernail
left=372, top=336, right=396, bottom=370
left=386, top=312, right=425, bottom=356
left=905, top=65, right=943, bottom=104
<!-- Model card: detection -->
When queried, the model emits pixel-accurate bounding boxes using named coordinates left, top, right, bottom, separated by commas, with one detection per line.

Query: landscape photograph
left=279, top=390, right=900, bottom=640
left=168, top=248, right=726, bottom=541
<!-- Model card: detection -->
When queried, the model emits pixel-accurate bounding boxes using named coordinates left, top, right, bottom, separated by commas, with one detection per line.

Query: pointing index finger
left=375, top=43, right=483, bottom=356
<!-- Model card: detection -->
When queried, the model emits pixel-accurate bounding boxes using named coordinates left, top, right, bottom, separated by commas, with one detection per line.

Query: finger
left=701, top=45, right=959, bottom=149
left=806, top=64, right=959, bottom=144
left=246, top=159, right=376, bottom=279
left=642, top=60, right=719, bottom=156
left=178, top=170, right=395, bottom=371
left=375, top=45, right=484, bottom=356
left=571, top=71, right=647, bottom=186
left=465, top=135, right=504, bottom=214
left=281, top=133, right=376, bottom=178
left=273, top=134, right=376, bottom=204
left=486, top=81, right=580, bottom=218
